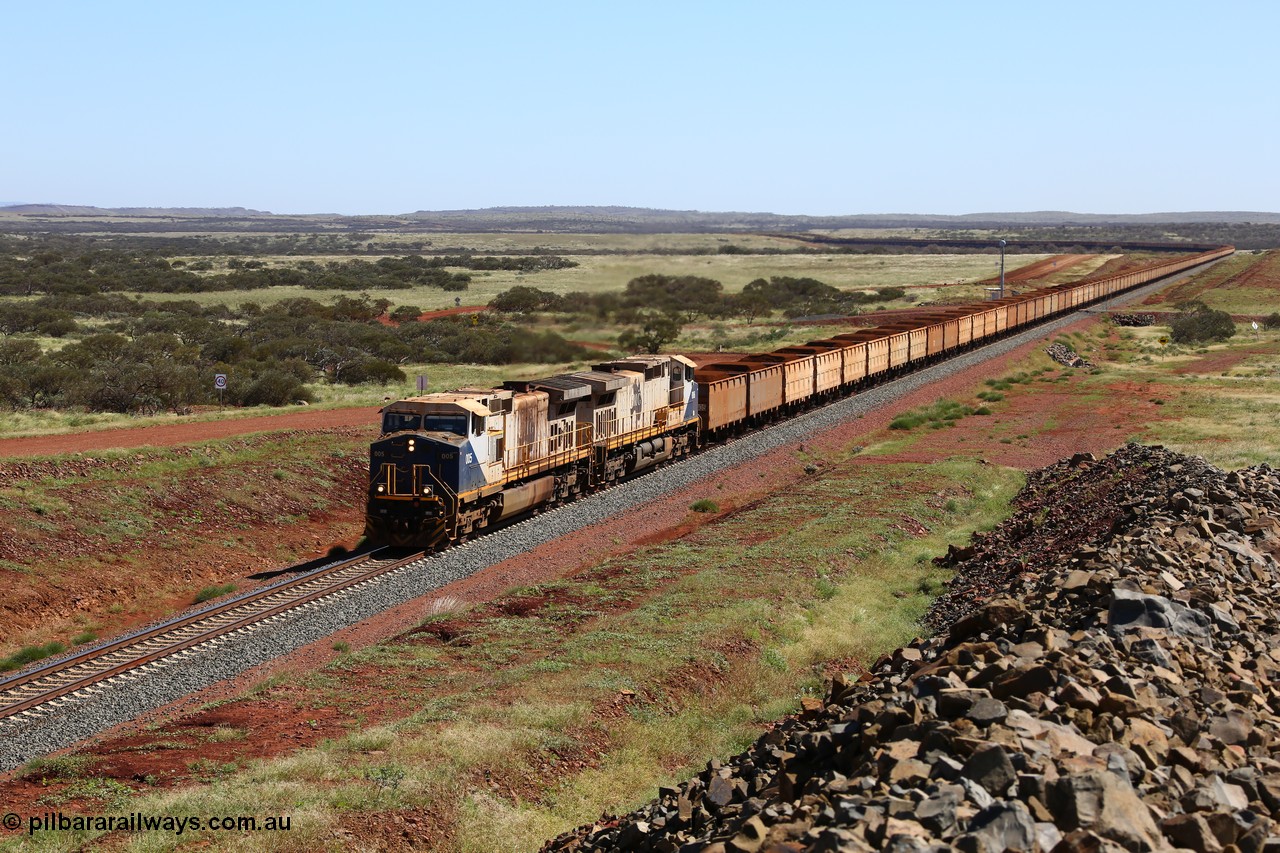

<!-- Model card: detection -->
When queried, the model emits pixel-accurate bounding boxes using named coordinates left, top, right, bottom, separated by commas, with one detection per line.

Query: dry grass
left=0, top=360, right=597, bottom=440
left=99, top=253, right=1053, bottom=313
left=21, top=456, right=1020, bottom=851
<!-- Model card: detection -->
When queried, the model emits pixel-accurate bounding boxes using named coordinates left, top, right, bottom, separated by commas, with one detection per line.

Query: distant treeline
left=4, top=218, right=1278, bottom=251
left=489, top=275, right=908, bottom=323
left=3, top=223, right=1275, bottom=259
left=0, top=293, right=590, bottom=413
left=0, top=249, right=576, bottom=296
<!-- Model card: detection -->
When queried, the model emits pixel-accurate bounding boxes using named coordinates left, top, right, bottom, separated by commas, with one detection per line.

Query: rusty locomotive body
left=366, top=355, right=700, bottom=548
left=366, top=247, right=1232, bottom=550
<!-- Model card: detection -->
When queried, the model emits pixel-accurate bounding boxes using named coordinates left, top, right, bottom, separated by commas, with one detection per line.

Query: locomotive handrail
left=499, top=423, right=595, bottom=486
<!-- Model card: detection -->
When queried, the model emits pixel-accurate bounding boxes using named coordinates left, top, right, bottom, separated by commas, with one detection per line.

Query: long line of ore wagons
left=365, top=245, right=1233, bottom=549
left=697, top=245, right=1231, bottom=435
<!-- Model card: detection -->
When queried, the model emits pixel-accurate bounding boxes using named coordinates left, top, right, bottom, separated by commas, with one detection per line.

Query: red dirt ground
left=416, top=305, right=486, bottom=322
left=0, top=312, right=1164, bottom=830
left=0, top=428, right=372, bottom=653
left=976, top=254, right=1095, bottom=286
left=0, top=406, right=382, bottom=459
left=786, top=256, right=1099, bottom=328
left=376, top=306, right=487, bottom=327
left=1172, top=340, right=1280, bottom=374
left=1145, top=250, right=1279, bottom=307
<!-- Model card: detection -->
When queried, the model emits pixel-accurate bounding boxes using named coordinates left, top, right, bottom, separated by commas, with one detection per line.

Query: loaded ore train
left=365, top=246, right=1233, bottom=549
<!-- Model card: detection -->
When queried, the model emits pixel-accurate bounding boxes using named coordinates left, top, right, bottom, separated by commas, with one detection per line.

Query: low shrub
left=1170, top=304, right=1236, bottom=344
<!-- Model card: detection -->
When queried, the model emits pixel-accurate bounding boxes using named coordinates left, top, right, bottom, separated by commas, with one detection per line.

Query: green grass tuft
left=19, top=754, right=92, bottom=780
left=888, top=399, right=974, bottom=431
left=0, top=641, right=68, bottom=672
left=192, top=583, right=237, bottom=604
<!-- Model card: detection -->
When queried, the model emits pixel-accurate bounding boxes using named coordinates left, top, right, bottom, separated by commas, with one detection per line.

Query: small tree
left=726, top=291, right=772, bottom=323
left=617, top=312, right=682, bottom=354
left=241, top=370, right=314, bottom=406
left=337, top=359, right=407, bottom=386
left=1169, top=304, right=1236, bottom=344
left=389, top=305, right=422, bottom=323
left=488, top=286, right=565, bottom=314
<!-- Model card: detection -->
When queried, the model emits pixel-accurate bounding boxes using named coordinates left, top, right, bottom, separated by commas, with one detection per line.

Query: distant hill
left=400, top=206, right=1280, bottom=232
left=412, top=206, right=1280, bottom=225
left=0, top=204, right=273, bottom=217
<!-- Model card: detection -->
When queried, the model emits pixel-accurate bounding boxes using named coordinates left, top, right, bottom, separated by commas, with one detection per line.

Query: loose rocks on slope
left=1112, top=314, right=1157, bottom=327
left=1044, top=343, right=1094, bottom=369
left=543, top=444, right=1280, bottom=853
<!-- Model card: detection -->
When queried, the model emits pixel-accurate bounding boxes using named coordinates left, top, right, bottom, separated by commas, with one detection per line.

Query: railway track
left=0, top=549, right=426, bottom=725
left=0, top=254, right=1230, bottom=770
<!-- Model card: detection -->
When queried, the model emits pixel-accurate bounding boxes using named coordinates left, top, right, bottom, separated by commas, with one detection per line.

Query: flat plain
left=0, top=222, right=1275, bottom=851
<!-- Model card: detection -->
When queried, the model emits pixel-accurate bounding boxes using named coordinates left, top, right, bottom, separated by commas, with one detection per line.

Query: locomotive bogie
left=367, top=355, right=700, bottom=549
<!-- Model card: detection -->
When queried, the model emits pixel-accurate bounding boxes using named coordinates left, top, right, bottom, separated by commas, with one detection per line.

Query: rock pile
left=543, top=445, right=1280, bottom=853
left=1112, top=313, right=1158, bottom=327
left=925, top=448, right=1179, bottom=631
left=1044, top=343, right=1094, bottom=369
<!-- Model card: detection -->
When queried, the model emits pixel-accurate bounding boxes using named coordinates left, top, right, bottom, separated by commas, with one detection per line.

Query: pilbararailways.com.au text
left=16, top=811, right=291, bottom=835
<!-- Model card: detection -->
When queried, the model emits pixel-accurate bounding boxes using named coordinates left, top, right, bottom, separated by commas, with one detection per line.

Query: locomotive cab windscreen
left=381, top=409, right=476, bottom=437
left=382, top=411, right=421, bottom=434
left=372, top=396, right=495, bottom=496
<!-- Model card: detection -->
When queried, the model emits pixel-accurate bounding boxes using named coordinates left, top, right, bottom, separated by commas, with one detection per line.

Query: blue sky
left=5, top=1, right=1277, bottom=215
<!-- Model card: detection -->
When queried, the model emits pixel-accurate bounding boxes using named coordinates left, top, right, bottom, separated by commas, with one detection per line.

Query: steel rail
left=0, top=550, right=424, bottom=721
left=0, top=551, right=381, bottom=694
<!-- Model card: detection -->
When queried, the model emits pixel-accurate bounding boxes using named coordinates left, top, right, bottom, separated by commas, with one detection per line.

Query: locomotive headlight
left=407, top=439, right=416, bottom=450
left=376, top=484, right=385, bottom=493
left=421, top=486, right=431, bottom=495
